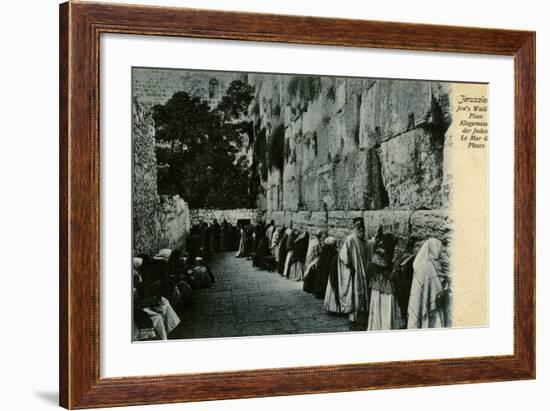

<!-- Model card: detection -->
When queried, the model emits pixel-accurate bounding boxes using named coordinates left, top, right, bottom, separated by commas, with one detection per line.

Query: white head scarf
left=324, top=236, right=336, bottom=246
left=132, top=257, right=143, bottom=269
left=154, top=248, right=172, bottom=260
left=413, top=238, right=442, bottom=272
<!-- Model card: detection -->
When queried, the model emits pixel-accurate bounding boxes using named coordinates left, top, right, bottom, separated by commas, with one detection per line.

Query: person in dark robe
left=313, top=236, right=338, bottom=299
left=392, top=238, right=416, bottom=325
left=245, top=224, right=255, bottom=257
left=187, top=225, right=201, bottom=262
left=325, top=247, right=341, bottom=311
left=303, top=229, right=326, bottom=293
left=186, top=256, right=214, bottom=289
left=253, top=221, right=266, bottom=257
left=150, top=258, right=175, bottom=305
left=220, top=219, right=229, bottom=251
left=288, top=230, right=309, bottom=281
left=283, top=229, right=298, bottom=278
left=253, top=236, right=270, bottom=267
left=229, top=224, right=238, bottom=251
left=265, top=220, right=275, bottom=247
left=200, top=222, right=210, bottom=254
left=210, top=219, right=221, bottom=252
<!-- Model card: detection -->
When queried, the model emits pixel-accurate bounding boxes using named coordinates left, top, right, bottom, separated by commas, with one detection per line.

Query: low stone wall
left=189, top=208, right=259, bottom=226
left=156, top=195, right=191, bottom=251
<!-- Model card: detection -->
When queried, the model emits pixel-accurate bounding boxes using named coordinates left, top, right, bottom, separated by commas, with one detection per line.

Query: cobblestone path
left=170, top=251, right=350, bottom=339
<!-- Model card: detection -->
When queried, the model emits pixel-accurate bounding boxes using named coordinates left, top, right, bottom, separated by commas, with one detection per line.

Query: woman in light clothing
left=407, top=238, right=446, bottom=329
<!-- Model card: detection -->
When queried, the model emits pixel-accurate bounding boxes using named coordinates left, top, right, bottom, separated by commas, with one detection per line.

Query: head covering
left=154, top=248, right=172, bottom=260
left=315, top=228, right=328, bottom=238
left=324, top=236, right=336, bottom=246
left=413, top=238, right=443, bottom=272
left=132, top=257, right=143, bottom=269
left=353, top=217, right=365, bottom=229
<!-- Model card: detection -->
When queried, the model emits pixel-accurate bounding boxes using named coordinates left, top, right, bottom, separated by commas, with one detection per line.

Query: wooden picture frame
left=59, top=1, right=535, bottom=408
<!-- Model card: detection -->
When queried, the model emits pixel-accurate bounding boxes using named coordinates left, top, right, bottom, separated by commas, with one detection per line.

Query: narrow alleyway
left=171, top=251, right=350, bottom=339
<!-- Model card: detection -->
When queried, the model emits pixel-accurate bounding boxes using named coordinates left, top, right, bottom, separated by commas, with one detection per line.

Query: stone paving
left=170, top=251, right=350, bottom=339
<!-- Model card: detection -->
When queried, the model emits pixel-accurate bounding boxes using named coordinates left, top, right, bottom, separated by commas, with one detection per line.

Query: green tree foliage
left=151, top=80, right=255, bottom=209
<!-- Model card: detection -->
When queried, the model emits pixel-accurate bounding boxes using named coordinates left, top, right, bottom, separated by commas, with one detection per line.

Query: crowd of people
left=132, top=215, right=451, bottom=339
left=132, top=247, right=216, bottom=341
left=234, top=217, right=451, bottom=331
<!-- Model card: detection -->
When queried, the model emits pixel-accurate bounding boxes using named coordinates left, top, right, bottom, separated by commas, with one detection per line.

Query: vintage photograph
left=131, top=67, right=488, bottom=342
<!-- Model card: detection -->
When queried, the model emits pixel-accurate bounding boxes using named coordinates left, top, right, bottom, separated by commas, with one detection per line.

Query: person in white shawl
left=270, top=226, right=283, bottom=262
left=324, top=218, right=374, bottom=328
left=407, top=238, right=446, bottom=329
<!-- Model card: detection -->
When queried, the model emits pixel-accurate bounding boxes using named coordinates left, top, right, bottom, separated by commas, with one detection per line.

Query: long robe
left=271, top=227, right=282, bottom=262
left=220, top=222, right=229, bottom=251
left=288, top=231, right=309, bottom=281
left=303, top=235, right=322, bottom=293
left=277, top=230, right=290, bottom=275
left=313, top=244, right=337, bottom=299
left=393, top=253, right=415, bottom=324
left=235, top=228, right=246, bottom=257
left=407, top=238, right=445, bottom=329
left=324, top=234, right=373, bottom=323
left=200, top=225, right=209, bottom=252
left=367, top=261, right=404, bottom=330
left=282, top=232, right=296, bottom=277
left=324, top=254, right=341, bottom=312
left=303, top=236, right=321, bottom=278
left=265, top=224, right=275, bottom=248
left=210, top=222, right=220, bottom=252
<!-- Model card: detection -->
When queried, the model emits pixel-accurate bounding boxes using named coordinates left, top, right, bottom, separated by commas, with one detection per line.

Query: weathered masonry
left=249, top=74, right=453, bottom=262
left=132, top=99, right=191, bottom=255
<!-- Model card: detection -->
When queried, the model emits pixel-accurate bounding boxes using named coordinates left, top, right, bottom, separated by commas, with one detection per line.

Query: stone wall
left=190, top=208, right=259, bottom=225
left=133, top=98, right=159, bottom=255
left=249, top=74, right=452, bottom=270
left=133, top=68, right=247, bottom=109
left=133, top=98, right=191, bottom=255
left=157, top=195, right=191, bottom=251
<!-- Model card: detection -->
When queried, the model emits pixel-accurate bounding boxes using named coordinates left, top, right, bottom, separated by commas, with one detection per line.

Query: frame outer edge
left=59, top=1, right=70, bottom=408
left=60, top=2, right=537, bottom=408
left=515, top=32, right=536, bottom=378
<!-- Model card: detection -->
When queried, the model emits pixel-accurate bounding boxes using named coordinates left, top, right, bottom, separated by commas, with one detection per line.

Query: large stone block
left=362, top=80, right=434, bottom=142
left=410, top=209, right=452, bottom=274
left=157, top=195, right=191, bottom=251
left=379, top=128, right=443, bottom=209
left=409, top=209, right=452, bottom=244
left=189, top=208, right=258, bottom=225
left=363, top=210, right=413, bottom=239
left=327, top=210, right=363, bottom=230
